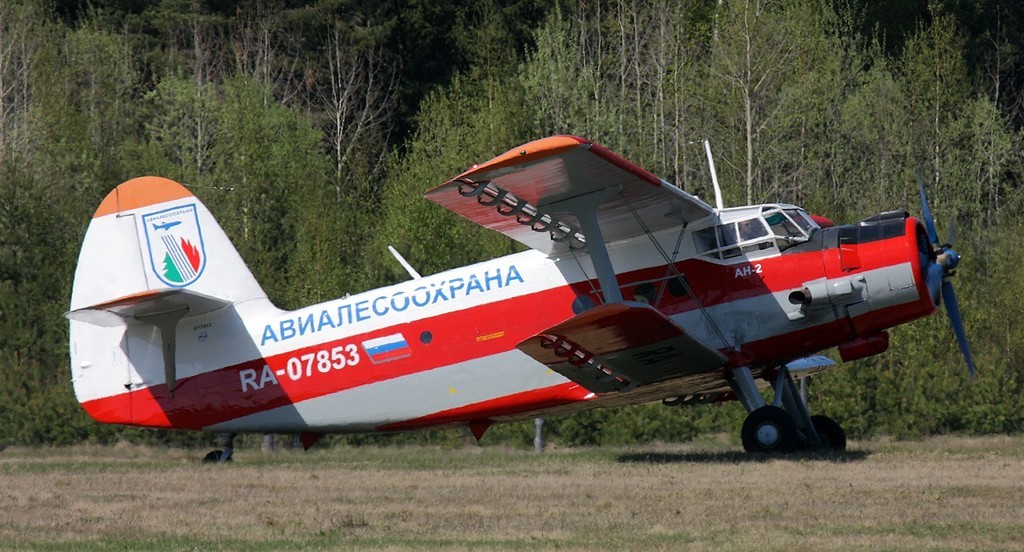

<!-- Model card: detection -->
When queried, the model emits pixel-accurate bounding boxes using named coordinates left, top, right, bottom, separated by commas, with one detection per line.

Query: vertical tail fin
left=70, top=176, right=268, bottom=311
left=68, top=177, right=274, bottom=426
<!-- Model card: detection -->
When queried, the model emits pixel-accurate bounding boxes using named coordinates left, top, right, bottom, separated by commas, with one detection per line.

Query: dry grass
left=1, top=435, right=1023, bottom=550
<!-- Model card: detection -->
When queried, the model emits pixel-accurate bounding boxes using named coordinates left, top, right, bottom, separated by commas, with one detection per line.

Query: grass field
left=1, top=435, right=1023, bottom=551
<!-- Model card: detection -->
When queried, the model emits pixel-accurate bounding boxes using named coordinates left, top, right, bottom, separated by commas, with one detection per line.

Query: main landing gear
left=729, top=366, right=846, bottom=454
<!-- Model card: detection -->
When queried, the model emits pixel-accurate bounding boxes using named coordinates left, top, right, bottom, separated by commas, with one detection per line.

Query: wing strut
left=621, top=192, right=732, bottom=350
left=562, top=187, right=624, bottom=304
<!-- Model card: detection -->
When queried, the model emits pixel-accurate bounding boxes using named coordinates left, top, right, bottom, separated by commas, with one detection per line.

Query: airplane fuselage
left=76, top=209, right=935, bottom=435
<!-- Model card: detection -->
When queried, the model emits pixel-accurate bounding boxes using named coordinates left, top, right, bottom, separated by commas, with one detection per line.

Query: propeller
left=916, top=168, right=976, bottom=377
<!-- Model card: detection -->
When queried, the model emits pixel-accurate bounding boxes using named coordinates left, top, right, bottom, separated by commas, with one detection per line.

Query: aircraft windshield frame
left=762, top=206, right=812, bottom=250
left=693, top=205, right=816, bottom=260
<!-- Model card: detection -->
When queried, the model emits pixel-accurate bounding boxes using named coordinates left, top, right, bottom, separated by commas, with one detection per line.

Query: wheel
left=202, top=450, right=222, bottom=463
left=741, top=405, right=797, bottom=454
left=202, top=449, right=232, bottom=463
left=810, top=415, right=847, bottom=451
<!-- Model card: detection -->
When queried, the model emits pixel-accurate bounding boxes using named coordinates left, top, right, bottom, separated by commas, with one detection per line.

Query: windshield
left=763, top=208, right=809, bottom=250
left=785, top=208, right=817, bottom=232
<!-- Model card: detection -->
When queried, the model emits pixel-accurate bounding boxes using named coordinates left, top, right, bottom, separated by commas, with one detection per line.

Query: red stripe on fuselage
left=601, top=249, right=826, bottom=314
left=81, top=284, right=581, bottom=430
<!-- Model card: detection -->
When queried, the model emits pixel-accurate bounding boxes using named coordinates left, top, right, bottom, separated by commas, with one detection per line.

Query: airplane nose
left=938, top=249, right=960, bottom=271
left=915, top=224, right=942, bottom=306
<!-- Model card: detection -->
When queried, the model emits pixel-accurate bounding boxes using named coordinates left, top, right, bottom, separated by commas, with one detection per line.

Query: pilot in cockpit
left=738, top=218, right=768, bottom=241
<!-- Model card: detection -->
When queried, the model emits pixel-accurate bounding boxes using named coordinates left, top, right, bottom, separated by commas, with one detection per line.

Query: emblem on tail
left=142, top=203, right=207, bottom=287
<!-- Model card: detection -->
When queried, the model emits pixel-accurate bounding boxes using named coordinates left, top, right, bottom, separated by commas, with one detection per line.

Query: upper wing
left=425, top=135, right=716, bottom=255
left=517, top=301, right=728, bottom=394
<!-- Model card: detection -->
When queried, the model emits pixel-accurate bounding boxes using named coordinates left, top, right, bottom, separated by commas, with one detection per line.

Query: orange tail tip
left=93, top=176, right=195, bottom=218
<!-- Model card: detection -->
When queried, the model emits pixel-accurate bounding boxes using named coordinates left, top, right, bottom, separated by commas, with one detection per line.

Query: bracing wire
left=621, top=192, right=731, bottom=349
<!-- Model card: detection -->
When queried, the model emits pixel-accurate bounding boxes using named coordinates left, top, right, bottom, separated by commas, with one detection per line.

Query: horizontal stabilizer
left=68, top=288, right=231, bottom=396
left=517, top=302, right=727, bottom=394
left=66, top=288, right=230, bottom=327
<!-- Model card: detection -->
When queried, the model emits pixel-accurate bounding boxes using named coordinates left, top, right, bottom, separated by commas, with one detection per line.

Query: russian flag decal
left=362, top=333, right=412, bottom=364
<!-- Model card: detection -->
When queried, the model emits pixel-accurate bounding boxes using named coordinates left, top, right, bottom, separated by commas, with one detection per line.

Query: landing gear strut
left=729, top=366, right=846, bottom=454
left=202, top=432, right=235, bottom=463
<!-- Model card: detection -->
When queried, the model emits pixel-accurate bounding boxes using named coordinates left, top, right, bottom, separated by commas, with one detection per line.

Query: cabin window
left=693, top=227, right=717, bottom=254
left=738, top=218, right=769, bottom=241
left=633, top=283, right=656, bottom=304
left=694, top=218, right=774, bottom=260
left=717, top=224, right=741, bottom=258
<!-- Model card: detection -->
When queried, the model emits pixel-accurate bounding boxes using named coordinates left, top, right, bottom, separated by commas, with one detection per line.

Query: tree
left=0, top=1, right=45, bottom=162
left=708, top=0, right=805, bottom=205
left=208, top=76, right=331, bottom=309
left=135, top=75, right=218, bottom=184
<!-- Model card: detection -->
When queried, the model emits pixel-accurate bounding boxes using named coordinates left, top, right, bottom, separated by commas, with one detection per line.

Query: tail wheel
left=810, top=415, right=847, bottom=451
left=202, top=450, right=225, bottom=463
left=741, top=405, right=797, bottom=453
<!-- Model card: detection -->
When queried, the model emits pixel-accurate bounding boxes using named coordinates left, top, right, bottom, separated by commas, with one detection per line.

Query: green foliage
left=521, top=0, right=718, bottom=189
left=133, top=75, right=220, bottom=182
left=210, top=76, right=332, bottom=308
left=4, top=0, right=1024, bottom=449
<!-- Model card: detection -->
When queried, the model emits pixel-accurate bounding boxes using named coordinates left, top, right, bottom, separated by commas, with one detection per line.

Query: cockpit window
left=764, top=209, right=810, bottom=251
left=738, top=218, right=769, bottom=240
left=694, top=227, right=717, bottom=252
left=694, top=218, right=774, bottom=260
left=785, top=209, right=816, bottom=232
left=717, top=224, right=741, bottom=258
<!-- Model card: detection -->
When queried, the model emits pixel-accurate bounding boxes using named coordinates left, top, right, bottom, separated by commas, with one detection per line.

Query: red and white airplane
left=67, top=135, right=972, bottom=459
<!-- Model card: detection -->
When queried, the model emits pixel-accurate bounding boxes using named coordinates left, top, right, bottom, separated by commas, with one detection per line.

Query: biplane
left=67, top=135, right=972, bottom=458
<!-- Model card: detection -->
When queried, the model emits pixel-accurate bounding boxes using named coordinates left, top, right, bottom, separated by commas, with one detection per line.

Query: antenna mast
left=702, top=140, right=725, bottom=210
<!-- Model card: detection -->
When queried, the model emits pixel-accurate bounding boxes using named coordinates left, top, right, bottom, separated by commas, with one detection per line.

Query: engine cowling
left=819, top=212, right=938, bottom=337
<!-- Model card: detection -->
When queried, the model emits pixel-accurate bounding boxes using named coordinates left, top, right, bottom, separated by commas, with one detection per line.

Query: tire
left=810, top=415, right=847, bottom=451
left=741, top=405, right=797, bottom=454
left=202, top=449, right=232, bottom=463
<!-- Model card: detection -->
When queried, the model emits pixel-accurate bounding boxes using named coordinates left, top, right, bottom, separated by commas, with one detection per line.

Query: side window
left=765, top=211, right=800, bottom=237
left=737, top=218, right=769, bottom=241
left=718, top=224, right=738, bottom=246
left=717, top=224, right=741, bottom=258
left=695, top=220, right=779, bottom=260
left=765, top=211, right=803, bottom=251
left=693, top=227, right=717, bottom=254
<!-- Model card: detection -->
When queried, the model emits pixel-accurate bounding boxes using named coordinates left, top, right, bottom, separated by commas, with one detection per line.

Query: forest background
left=2, top=0, right=1024, bottom=448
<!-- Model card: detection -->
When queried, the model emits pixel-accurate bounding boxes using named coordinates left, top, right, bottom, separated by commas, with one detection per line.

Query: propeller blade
left=916, top=167, right=939, bottom=244
left=946, top=217, right=957, bottom=245
left=941, top=280, right=976, bottom=378
left=924, top=260, right=943, bottom=305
